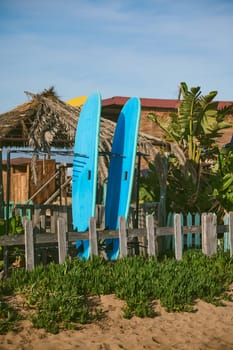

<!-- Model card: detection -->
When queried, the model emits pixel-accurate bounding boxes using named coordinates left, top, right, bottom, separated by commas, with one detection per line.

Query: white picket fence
left=165, top=211, right=233, bottom=252
left=166, top=211, right=202, bottom=249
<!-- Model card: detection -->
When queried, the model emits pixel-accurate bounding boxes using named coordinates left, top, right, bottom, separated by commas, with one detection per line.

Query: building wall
left=139, top=109, right=170, bottom=139
left=139, top=109, right=233, bottom=148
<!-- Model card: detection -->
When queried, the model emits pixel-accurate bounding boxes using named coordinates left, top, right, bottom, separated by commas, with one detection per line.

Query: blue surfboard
left=105, top=97, right=141, bottom=259
left=72, top=92, right=101, bottom=259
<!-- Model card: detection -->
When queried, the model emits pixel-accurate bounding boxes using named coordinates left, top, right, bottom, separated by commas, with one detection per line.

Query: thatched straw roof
left=0, top=87, right=169, bottom=182
left=0, top=87, right=79, bottom=148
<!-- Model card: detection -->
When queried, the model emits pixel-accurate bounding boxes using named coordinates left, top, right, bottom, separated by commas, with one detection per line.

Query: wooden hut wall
left=2, top=158, right=56, bottom=204
left=29, top=159, right=56, bottom=204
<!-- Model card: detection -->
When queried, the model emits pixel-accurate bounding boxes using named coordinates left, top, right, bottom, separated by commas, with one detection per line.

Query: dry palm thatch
left=0, top=87, right=170, bottom=183
left=0, top=87, right=79, bottom=148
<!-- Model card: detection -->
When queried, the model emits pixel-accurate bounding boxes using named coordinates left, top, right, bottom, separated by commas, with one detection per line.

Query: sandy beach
left=1, top=293, right=233, bottom=350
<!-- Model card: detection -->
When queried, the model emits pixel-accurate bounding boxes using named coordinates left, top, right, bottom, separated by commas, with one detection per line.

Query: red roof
left=216, top=101, right=233, bottom=109
left=102, top=96, right=233, bottom=110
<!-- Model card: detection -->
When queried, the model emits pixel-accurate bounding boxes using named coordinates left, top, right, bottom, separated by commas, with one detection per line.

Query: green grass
left=1, top=249, right=233, bottom=334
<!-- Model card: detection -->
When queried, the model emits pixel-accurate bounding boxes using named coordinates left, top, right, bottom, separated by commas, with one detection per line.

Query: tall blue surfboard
left=105, top=97, right=141, bottom=259
left=72, top=92, right=101, bottom=259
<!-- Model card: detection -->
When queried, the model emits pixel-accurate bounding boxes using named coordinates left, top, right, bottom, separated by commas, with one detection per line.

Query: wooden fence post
left=229, top=212, right=233, bottom=257
left=51, top=208, right=59, bottom=233
left=89, top=217, right=98, bottom=257
left=24, top=218, right=35, bottom=271
left=201, top=213, right=206, bottom=250
left=146, top=214, right=156, bottom=256
left=57, top=217, right=67, bottom=264
left=33, top=208, right=40, bottom=232
left=174, top=213, right=182, bottom=260
left=119, top=216, right=128, bottom=258
left=202, top=213, right=217, bottom=256
left=40, top=207, right=46, bottom=232
left=59, top=206, right=68, bottom=232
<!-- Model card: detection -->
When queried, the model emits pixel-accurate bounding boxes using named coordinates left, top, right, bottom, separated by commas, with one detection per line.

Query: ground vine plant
left=1, top=251, right=233, bottom=334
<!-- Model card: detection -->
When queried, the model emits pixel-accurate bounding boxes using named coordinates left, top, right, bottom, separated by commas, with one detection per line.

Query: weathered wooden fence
left=1, top=202, right=159, bottom=233
left=0, top=211, right=232, bottom=271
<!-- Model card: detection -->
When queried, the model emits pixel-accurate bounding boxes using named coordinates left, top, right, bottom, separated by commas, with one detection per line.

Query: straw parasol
left=0, top=87, right=170, bottom=183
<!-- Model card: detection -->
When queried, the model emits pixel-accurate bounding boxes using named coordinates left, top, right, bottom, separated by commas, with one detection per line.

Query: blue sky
left=0, top=0, right=233, bottom=113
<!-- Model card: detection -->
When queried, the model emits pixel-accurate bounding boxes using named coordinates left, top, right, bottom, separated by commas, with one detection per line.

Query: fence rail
left=0, top=211, right=232, bottom=271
